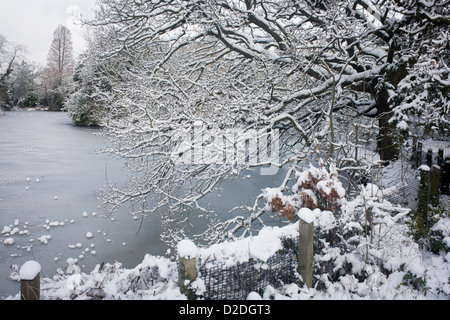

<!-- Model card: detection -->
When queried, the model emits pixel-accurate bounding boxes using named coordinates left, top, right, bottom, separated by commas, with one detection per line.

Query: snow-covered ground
left=4, top=160, right=449, bottom=300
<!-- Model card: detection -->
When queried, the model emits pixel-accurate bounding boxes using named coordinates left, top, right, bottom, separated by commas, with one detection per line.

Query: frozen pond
left=0, top=111, right=166, bottom=298
left=0, top=111, right=287, bottom=298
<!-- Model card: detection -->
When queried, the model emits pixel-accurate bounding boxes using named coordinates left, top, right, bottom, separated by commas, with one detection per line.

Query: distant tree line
left=0, top=25, right=75, bottom=111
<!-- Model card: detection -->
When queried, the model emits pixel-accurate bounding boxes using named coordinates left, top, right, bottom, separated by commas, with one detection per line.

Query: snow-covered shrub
left=265, top=161, right=345, bottom=222
left=263, top=163, right=450, bottom=298
left=65, top=51, right=113, bottom=127
left=415, top=204, right=450, bottom=254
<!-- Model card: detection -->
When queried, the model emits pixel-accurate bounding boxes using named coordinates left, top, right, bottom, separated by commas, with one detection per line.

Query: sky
left=0, top=0, right=97, bottom=66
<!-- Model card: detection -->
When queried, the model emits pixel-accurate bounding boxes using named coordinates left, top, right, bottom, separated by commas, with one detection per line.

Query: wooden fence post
left=431, top=165, right=441, bottom=206
left=426, top=149, right=433, bottom=167
left=297, top=208, right=314, bottom=289
left=415, top=165, right=431, bottom=240
left=19, top=260, right=41, bottom=300
left=442, top=157, right=450, bottom=195
left=417, top=165, right=431, bottom=215
left=438, top=149, right=444, bottom=166
left=415, top=142, right=423, bottom=168
left=412, top=136, right=417, bottom=154
left=177, top=240, right=198, bottom=299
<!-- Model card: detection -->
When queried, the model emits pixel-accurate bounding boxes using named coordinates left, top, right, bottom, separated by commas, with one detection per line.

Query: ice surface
left=0, top=112, right=168, bottom=298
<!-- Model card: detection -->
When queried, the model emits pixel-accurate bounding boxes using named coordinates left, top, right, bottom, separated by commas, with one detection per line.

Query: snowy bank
left=5, top=162, right=450, bottom=300
left=6, top=204, right=449, bottom=300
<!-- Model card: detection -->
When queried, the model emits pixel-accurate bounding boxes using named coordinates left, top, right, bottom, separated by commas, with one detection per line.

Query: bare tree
left=47, top=25, right=75, bottom=85
left=0, top=34, right=24, bottom=107
left=41, top=25, right=75, bottom=110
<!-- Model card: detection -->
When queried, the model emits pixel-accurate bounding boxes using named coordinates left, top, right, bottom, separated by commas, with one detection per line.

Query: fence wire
left=385, top=172, right=420, bottom=210
left=386, top=147, right=448, bottom=210
left=198, top=238, right=299, bottom=300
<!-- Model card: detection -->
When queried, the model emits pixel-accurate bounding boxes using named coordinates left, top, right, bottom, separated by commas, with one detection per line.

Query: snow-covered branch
left=64, top=0, right=449, bottom=247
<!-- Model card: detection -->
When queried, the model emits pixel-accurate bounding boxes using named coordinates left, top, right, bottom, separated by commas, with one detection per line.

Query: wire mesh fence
left=198, top=237, right=299, bottom=300
left=386, top=144, right=450, bottom=209
left=385, top=172, right=420, bottom=210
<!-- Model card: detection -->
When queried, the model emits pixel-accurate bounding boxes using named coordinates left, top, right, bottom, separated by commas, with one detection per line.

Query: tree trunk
left=374, top=58, right=407, bottom=163
left=376, top=88, right=399, bottom=162
left=378, top=109, right=399, bottom=162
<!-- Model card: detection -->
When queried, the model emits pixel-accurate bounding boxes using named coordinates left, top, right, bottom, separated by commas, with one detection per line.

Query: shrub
left=23, top=93, right=39, bottom=107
